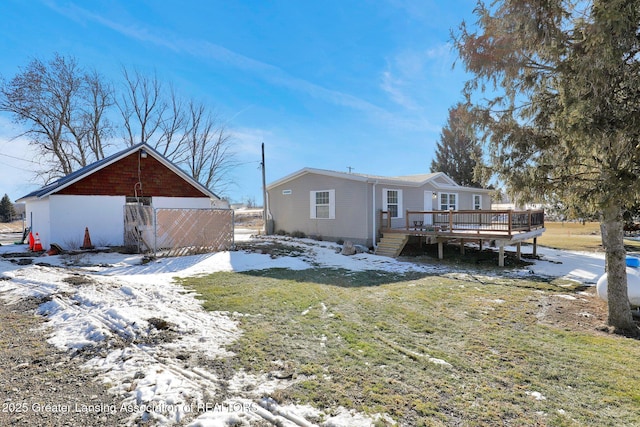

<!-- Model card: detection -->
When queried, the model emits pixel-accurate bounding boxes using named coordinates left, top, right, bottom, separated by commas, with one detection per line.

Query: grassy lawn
left=180, top=268, right=640, bottom=426
left=538, top=222, right=640, bottom=253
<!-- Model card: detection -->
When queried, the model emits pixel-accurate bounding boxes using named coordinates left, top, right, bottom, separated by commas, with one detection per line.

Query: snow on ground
left=0, top=236, right=606, bottom=426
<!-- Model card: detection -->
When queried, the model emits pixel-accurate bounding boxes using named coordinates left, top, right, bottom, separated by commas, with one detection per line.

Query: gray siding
left=268, top=173, right=371, bottom=245
left=268, top=170, right=492, bottom=247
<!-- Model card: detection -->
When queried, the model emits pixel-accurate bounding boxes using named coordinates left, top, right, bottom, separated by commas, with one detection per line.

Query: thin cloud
left=380, top=43, right=465, bottom=128
left=45, top=1, right=446, bottom=135
left=381, top=70, right=420, bottom=111
left=47, top=2, right=393, bottom=120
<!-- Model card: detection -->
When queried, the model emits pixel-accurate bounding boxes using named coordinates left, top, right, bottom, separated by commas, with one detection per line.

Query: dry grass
left=537, top=222, right=603, bottom=252
left=181, top=267, right=640, bottom=426
left=0, top=220, right=24, bottom=233
left=539, top=222, right=640, bottom=252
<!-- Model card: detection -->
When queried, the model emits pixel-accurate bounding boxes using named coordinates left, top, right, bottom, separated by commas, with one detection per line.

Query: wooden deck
left=377, top=209, right=545, bottom=266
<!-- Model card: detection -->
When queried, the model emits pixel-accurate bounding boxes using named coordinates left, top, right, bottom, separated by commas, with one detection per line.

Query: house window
left=310, top=190, right=335, bottom=219
left=315, top=191, right=330, bottom=218
left=473, top=194, right=482, bottom=210
left=439, top=193, right=457, bottom=210
left=383, top=189, right=403, bottom=218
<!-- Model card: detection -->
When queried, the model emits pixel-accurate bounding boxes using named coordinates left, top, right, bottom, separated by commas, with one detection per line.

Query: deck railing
left=379, top=209, right=544, bottom=236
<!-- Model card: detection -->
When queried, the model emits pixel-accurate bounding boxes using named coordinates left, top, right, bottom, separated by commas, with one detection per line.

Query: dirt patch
left=235, top=240, right=307, bottom=259
left=62, top=274, right=96, bottom=286
left=536, top=286, right=622, bottom=334
left=0, top=299, right=129, bottom=426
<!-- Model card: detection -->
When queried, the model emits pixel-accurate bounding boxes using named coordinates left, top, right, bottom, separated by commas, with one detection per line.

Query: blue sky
left=0, top=0, right=476, bottom=205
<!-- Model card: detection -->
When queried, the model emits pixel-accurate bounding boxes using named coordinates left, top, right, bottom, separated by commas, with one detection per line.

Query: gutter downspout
left=372, top=180, right=378, bottom=250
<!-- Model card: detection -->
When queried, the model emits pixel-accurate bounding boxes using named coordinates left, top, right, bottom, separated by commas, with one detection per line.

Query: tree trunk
left=602, top=203, right=638, bottom=335
left=600, top=223, right=608, bottom=271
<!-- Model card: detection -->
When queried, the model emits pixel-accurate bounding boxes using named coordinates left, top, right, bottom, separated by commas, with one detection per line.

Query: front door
left=424, top=191, right=433, bottom=224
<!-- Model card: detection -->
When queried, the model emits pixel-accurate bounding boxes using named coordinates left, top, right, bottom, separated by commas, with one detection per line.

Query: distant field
left=538, top=221, right=640, bottom=252
left=537, top=222, right=603, bottom=251
left=0, top=220, right=24, bottom=233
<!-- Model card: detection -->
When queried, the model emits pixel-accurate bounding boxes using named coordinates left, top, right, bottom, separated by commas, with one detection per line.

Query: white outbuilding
left=17, top=143, right=230, bottom=252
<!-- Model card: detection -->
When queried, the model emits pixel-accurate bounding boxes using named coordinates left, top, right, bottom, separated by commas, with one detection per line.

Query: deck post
left=449, top=209, right=454, bottom=232
left=438, top=240, right=444, bottom=259
left=533, top=237, right=538, bottom=257
left=516, top=242, right=521, bottom=259
left=460, top=239, right=465, bottom=255
left=498, top=245, right=505, bottom=267
left=479, top=239, right=483, bottom=251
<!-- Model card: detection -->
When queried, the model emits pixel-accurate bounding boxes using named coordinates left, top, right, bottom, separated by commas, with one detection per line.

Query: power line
left=0, top=158, right=34, bottom=172
left=0, top=151, right=39, bottom=165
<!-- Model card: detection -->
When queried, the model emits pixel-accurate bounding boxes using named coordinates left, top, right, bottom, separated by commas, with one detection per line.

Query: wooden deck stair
left=375, top=233, right=409, bottom=258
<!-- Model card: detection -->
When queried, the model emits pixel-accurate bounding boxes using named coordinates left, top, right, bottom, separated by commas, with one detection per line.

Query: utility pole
left=261, top=142, right=268, bottom=235
left=347, top=166, right=354, bottom=173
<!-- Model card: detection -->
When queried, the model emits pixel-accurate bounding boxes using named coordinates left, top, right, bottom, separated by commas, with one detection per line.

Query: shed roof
left=17, top=143, right=220, bottom=202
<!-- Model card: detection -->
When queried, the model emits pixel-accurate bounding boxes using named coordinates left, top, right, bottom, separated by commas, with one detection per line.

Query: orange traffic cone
left=33, top=233, right=43, bottom=252
left=81, top=227, right=94, bottom=249
left=28, top=232, right=35, bottom=250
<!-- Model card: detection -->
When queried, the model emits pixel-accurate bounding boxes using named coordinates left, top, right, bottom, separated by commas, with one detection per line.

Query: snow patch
left=0, top=236, right=608, bottom=426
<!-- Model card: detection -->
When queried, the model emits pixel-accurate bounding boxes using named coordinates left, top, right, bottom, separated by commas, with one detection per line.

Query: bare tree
left=181, top=101, right=235, bottom=194
left=0, top=53, right=113, bottom=181
left=82, top=69, right=114, bottom=161
left=156, top=86, right=189, bottom=160
left=117, top=70, right=188, bottom=160
left=117, top=68, right=235, bottom=194
left=2, top=56, right=236, bottom=195
left=118, top=68, right=165, bottom=148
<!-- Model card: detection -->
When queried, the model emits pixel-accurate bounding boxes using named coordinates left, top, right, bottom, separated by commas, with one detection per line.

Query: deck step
left=375, top=233, right=409, bottom=258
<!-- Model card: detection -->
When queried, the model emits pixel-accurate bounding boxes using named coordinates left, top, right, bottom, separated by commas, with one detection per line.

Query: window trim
left=383, top=188, right=403, bottom=218
left=438, top=192, right=458, bottom=211
left=310, top=189, right=335, bottom=219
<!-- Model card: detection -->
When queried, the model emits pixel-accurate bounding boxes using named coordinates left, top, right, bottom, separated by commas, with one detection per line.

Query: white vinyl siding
left=310, top=189, right=335, bottom=219
left=383, top=189, right=403, bottom=218
left=439, top=192, right=458, bottom=210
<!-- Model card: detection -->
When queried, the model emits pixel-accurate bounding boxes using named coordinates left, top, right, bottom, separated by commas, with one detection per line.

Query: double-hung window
left=383, top=189, right=403, bottom=218
left=310, top=190, right=335, bottom=219
left=439, top=193, right=457, bottom=210
left=473, top=194, right=482, bottom=210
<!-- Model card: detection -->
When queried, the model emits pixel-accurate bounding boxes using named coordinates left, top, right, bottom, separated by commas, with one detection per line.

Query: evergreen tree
left=430, top=103, right=484, bottom=187
left=454, top=0, right=640, bottom=335
left=0, top=194, right=15, bottom=222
